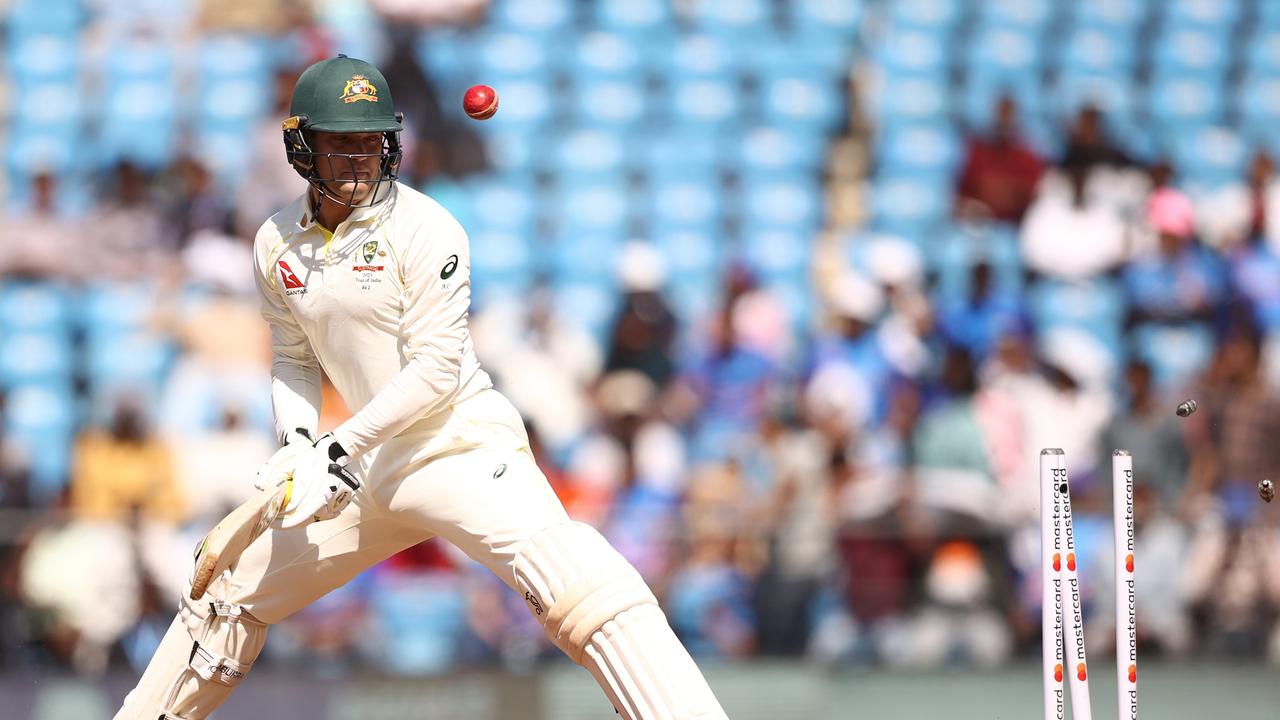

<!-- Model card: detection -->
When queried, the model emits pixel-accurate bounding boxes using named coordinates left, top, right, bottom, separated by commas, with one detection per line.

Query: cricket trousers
left=114, top=389, right=728, bottom=719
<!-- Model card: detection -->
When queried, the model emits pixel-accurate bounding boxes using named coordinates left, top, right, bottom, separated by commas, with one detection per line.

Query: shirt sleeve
left=332, top=208, right=471, bottom=458
left=253, top=229, right=322, bottom=444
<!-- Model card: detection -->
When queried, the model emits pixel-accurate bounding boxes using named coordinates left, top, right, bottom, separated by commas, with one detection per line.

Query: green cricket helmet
left=282, top=55, right=403, bottom=207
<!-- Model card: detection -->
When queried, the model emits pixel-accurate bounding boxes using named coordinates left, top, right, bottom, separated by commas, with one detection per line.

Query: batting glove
left=277, top=433, right=360, bottom=529
left=254, top=428, right=314, bottom=493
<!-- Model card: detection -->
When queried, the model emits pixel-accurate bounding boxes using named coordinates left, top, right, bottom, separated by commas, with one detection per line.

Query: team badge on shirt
left=362, top=241, right=378, bottom=264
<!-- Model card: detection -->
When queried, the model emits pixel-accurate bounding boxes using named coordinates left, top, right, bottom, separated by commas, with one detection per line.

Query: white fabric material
left=512, top=522, right=658, bottom=662
left=582, top=604, right=730, bottom=720
left=513, top=522, right=728, bottom=720
left=114, top=596, right=268, bottom=720
left=1020, top=195, right=1126, bottom=280
left=252, top=183, right=493, bottom=459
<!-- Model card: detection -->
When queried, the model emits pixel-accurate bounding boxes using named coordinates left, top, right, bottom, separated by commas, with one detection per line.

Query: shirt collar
left=294, top=183, right=396, bottom=232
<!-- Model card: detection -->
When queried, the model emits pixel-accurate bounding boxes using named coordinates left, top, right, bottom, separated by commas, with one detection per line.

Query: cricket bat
left=189, top=479, right=292, bottom=600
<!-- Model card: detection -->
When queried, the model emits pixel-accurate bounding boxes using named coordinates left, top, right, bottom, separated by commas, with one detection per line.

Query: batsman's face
left=310, top=131, right=384, bottom=202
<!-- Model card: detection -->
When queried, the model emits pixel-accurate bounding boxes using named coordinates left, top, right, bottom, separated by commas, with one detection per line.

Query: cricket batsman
left=115, top=55, right=728, bottom=720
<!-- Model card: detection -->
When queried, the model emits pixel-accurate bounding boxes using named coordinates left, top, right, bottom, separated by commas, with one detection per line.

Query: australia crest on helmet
left=340, top=74, right=378, bottom=103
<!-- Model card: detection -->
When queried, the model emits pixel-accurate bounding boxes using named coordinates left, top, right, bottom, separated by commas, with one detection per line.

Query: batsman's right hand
left=255, top=428, right=314, bottom=493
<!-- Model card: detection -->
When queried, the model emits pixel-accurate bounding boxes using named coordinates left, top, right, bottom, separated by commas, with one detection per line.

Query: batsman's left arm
left=331, top=214, right=471, bottom=459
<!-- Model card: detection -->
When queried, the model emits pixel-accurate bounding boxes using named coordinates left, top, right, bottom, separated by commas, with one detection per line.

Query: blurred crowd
left=5, top=0, right=1280, bottom=685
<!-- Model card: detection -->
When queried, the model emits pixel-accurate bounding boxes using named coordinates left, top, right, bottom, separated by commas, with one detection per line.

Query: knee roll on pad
left=512, top=521, right=658, bottom=664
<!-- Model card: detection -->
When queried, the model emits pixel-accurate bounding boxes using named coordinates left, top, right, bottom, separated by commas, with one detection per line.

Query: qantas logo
left=278, top=260, right=307, bottom=295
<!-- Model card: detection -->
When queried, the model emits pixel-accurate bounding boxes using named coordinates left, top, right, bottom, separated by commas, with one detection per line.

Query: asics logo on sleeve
left=440, top=254, right=459, bottom=279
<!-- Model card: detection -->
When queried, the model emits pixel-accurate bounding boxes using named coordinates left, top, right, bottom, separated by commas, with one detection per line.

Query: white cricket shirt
left=252, top=182, right=492, bottom=459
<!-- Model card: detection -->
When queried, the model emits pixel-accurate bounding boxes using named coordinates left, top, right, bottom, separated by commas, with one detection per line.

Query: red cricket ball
left=463, top=84, right=498, bottom=120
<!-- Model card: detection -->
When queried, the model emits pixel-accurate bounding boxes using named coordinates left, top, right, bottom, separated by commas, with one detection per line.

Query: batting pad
left=114, top=593, right=267, bottom=719
left=513, top=522, right=728, bottom=720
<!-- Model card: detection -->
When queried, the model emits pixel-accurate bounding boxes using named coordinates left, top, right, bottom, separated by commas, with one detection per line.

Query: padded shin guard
left=581, top=604, right=729, bottom=720
left=113, top=594, right=267, bottom=720
left=513, top=522, right=727, bottom=720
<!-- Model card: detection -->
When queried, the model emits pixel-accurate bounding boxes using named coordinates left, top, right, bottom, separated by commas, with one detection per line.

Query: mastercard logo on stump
left=1066, top=553, right=1076, bottom=571
left=1128, top=664, right=1137, bottom=683
left=1052, top=553, right=1061, bottom=571
left=1077, top=663, right=1088, bottom=681
left=1053, top=664, right=1063, bottom=682
left=1126, top=553, right=1134, bottom=573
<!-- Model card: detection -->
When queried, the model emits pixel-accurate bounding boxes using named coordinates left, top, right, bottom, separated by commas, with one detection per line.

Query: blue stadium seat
left=875, top=123, right=963, bottom=180
left=5, top=0, right=84, bottom=35
left=0, top=331, right=73, bottom=387
left=106, top=39, right=176, bottom=82
left=554, top=281, right=621, bottom=341
left=572, top=78, right=647, bottom=127
left=688, top=0, right=772, bottom=37
left=1146, top=74, right=1223, bottom=129
left=469, top=229, right=534, bottom=295
left=7, top=34, right=79, bottom=82
left=552, top=128, right=627, bottom=176
left=553, top=179, right=631, bottom=235
left=1246, top=30, right=1280, bottom=76
left=1168, top=125, right=1247, bottom=191
left=8, top=80, right=82, bottom=133
left=369, top=573, right=466, bottom=676
left=1054, top=72, right=1135, bottom=122
left=1132, top=322, right=1214, bottom=388
left=868, top=74, right=950, bottom=126
left=733, top=125, right=827, bottom=175
left=791, top=0, right=863, bottom=39
left=490, top=0, right=574, bottom=34
left=666, top=271, right=722, bottom=327
left=6, top=127, right=76, bottom=177
left=654, top=228, right=723, bottom=280
left=480, top=79, right=555, bottom=131
left=573, top=31, right=643, bottom=78
left=81, top=283, right=156, bottom=332
left=473, top=32, right=554, bottom=83
left=466, top=176, right=539, bottom=234
left=484, top=128, right=548, bottom=174
left=965, top=24, right=1042, bottom=79
left=639, top=128, right=724, bottom=178
left=98, top=78, right=178, bottom=168
left=666, top=77, right=742, bottom=127
left=1261, top=1, right=1280, bottom=29
left=85, top=330, right=172, bottom=390
left=976, top=0, right=1055, bottom=30
left=1060, top=28, right=1139, bottom=77
left=1237, top=74, right=1280, bottom=139
left=595, top=0, right=671, bottom=33
left=1162, top=0, right=1241, bottom=32
left=1151, top=28, right=1230, bottom=79
left=4, top=383, right=75, bottom=500
left=873, top=29, right=951, bottom=76
left=0, top=282, right=72, bottom=332
left=869, top=175, right=951, bottom=240
left=740, top=175, right=823, bottom=229
left=889, top=0, right=963, bottom=31
left=931, top=222, right=1024, bottom=300
left=198, top=35, right=270, bottom=79
left=1072, top=0, right=1149, bottom=31
left=198, top=76, right=270, bottom=127
left=648, top=177, right=723, bottom=230
left=959, top=72, right=1045, bottom=131
left=415, top=31, right=471, bottom=88
left=742, top=225, right=814, bottom=283
left=761, top=74, right=843, bottom=130
left=663, top=33, right=736, bottom=78
left=1029, top=279, right=1127, bottom=351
